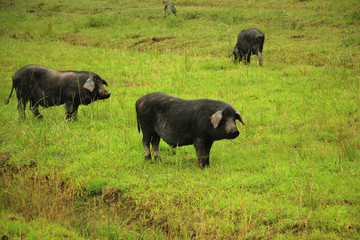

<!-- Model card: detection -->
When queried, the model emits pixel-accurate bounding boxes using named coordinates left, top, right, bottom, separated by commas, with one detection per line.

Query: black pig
left=230, top=28, right=265, bottom=66
left=5, top=65, right=110, bottom=120
left=163, top=2, right=176, bottom=16
left=136, top=92, right=244, bottom=168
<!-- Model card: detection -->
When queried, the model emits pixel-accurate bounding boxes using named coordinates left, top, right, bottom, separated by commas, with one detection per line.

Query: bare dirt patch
left=291, top=35, right=305, bottom=39
left=133, top=36, right=175, bottom=47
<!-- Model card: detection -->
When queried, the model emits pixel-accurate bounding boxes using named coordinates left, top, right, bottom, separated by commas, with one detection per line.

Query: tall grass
left=1, top=0, right=359, bottom=239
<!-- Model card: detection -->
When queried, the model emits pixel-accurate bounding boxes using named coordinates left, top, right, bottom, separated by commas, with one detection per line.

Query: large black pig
left=5, top=65, right=110, bottom=120
left=136, top=92, right=244, bottom=168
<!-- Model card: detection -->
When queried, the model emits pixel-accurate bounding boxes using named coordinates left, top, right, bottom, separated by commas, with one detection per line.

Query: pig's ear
left=83, top=77, right=95, bottom=92
left=101, top=79, right=108, bottom=86
left=210, top=111, right=223, bottom=128
left=235, top=111, right=245, bottom=125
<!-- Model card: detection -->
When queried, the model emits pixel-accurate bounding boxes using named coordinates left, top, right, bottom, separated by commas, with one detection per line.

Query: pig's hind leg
left=151, top=134, right=161, bottom=161
left=142, top=133, right=152, bottom=160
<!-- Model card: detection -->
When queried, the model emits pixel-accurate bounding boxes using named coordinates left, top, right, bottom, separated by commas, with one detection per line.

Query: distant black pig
left=136, top=92, right=244, bottom=168
left=230, top=28, right=265, bottom=66
left=5, top=65, right=111, bottom=120
left=163, top=2, right=176, bottom=16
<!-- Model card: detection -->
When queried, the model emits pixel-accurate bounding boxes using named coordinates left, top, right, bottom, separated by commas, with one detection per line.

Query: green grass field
left=0, top=0, right=359, bottom=239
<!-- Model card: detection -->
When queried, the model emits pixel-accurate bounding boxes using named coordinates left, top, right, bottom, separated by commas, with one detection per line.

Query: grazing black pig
left=5, top=65, right=110, bottom=120
left=136, top=92, right=244, bottom=168
left=163, top=2, right=176, bottom=16
left=230, top=28, right=265, bottom=66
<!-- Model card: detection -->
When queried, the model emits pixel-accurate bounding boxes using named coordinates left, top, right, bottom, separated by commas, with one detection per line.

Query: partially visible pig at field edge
left=163, top=2, right=176, bottom=16
left=136, top=92, right=244, bottom=168
left=5, top=65, right=110, bottom=120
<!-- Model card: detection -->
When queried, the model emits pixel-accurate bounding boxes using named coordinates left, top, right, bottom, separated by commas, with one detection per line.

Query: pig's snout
left=103, top=92, right=111, bottom=99
left=229, top=129, right=239, bottom=139
left=225, top=120, right=239, bottom=139
left=99, top=89, right=111, bottom=99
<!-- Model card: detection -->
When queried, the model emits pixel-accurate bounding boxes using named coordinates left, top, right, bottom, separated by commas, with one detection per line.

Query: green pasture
left=0, top=0, right=359, bottom=239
